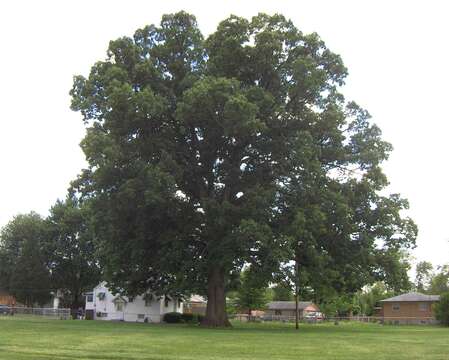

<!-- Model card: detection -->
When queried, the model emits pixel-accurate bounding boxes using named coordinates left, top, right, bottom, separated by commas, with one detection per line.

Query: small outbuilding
left=380, top=292, right=440, bottom=325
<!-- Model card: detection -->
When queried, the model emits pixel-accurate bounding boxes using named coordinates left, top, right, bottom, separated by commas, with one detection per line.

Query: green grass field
left=0, top=317, right=448, bottom=360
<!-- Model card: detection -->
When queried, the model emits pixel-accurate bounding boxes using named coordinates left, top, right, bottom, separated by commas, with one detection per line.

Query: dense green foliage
left=69, top=11, right=417, bottom=325
left=0, top=318, right=448, bottom=359
left=434, top=292, right=449, bottom=326
left=272, top=284, right=294, bottom=301
left=0, top=213, right=51, bottom=306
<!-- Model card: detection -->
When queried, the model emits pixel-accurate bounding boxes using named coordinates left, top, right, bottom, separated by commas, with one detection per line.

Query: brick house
left=380, top=292, right=440, bottom=325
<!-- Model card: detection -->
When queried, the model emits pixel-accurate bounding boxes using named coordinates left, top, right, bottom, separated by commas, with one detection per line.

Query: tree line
left=0, top=12, right=422, bottom=326
left=0, top=200, right=100, bottom=308
left=228, top=263, right=449, bottom=320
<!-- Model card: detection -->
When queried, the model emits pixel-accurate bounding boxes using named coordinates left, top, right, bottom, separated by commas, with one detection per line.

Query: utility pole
left=295, top=240, right=303, bottom=330
left=295, top=256, right=299, bottom=330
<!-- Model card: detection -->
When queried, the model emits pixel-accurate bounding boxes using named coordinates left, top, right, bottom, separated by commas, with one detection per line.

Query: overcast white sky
left=1, top=0, right=448, bottom=270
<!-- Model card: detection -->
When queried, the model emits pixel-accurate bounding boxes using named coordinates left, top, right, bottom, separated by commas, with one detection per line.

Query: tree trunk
left=201, top=266, right=231, bottom=327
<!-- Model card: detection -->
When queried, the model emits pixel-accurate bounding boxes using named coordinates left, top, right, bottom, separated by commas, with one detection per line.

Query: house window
left=145, top=298, right=152, bottom=307
left=275, top=310, right=282, bottom=316
left=137, top=314, right=145, bottom=320
left=128, top=297, right=134, bottom=303
left=86, top=294, right=93, bottom=303
left=97, top=292, right=106, bottom=301
left=419, top=303, right=429, bottom=311
left=164, top=298, right=170, bottom=308
left=178, top=298, right=182, bottom=307
left=392, top=303, right=400, bottom=311
left=115, top=302, right=124, bottom=312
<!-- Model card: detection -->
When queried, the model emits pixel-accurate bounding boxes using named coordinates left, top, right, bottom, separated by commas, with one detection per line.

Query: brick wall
left=0, top=294, right=16, bottom=306
left=382, top=301, right=438, bottom=324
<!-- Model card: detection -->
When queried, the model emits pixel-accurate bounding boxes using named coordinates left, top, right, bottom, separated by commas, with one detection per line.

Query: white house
left=85, top=282, right=183, bottom=323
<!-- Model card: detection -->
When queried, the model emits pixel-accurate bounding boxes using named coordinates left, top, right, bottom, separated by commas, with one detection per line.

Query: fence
left=230, top=314, right=322, bottom=323
left=329, top=315, right=438, bottom=325
left=229, top=314, right=439, bottom=325
left=0, top=306, right=71, bottom=320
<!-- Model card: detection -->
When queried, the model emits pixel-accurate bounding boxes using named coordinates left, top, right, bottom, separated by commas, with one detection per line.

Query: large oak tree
left=70, top=12, right=416, bottom=326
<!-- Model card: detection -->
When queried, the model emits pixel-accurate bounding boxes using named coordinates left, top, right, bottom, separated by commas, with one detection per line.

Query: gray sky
left=1, top=0, right=448, bottom=269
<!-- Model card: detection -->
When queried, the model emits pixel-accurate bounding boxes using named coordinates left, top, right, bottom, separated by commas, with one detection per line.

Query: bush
left=434, top=292, right=449, bottom=326
left=163, top=312, right=183, bottom=323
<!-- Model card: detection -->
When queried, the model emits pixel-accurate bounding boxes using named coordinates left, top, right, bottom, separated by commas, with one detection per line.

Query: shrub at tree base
left=434, top=292, right=449, bottom=326
left=163, top=312, right=183, bottom=323
left=163, top=312, right=203, bottom=324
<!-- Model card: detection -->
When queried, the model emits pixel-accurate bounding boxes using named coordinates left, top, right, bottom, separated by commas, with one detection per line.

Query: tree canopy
left=46, top=198, right=101, bottom=308
left=70, top=11, right=417, bottom=326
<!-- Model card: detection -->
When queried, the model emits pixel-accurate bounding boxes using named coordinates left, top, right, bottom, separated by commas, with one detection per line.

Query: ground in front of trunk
left=0, top=317, right=448, bottom=359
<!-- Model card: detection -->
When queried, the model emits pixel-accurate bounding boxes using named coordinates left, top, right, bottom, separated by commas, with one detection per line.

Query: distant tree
left=429, top=265, right=449, bottom=295
left=70, top=11, right=417, bottom=326
left=0, top=213, right=51, bottom=306
left=233, top=268, right=268, bottom=316
left=415, top=261, right=434, bottom=293
left=45, top=198, right=101, bottom=309
left=355, top=282, right=394, bottom=316
left=375, top=249, right=413, bottom=293
left=319, top=294, right=356, bottom=318
left=434, top=291, right=449, bottom=326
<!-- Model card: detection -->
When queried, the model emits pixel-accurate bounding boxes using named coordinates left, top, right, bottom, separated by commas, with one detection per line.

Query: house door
left=115, top=300, right=125, bottom=321
left=85, top=309, right=94, bottom=320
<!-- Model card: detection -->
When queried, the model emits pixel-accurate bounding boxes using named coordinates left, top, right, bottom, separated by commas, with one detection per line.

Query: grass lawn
left=0, top=317, right=448, bottom=360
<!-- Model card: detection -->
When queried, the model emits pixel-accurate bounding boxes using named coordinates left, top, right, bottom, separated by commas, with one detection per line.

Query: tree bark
left=201, top=266, right=231, bottom=327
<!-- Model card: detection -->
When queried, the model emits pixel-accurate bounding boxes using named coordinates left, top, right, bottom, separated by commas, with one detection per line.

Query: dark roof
left=267, top=301, right=315, bottom=310
left=380, top=292, right=440, bottom=302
